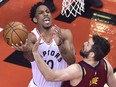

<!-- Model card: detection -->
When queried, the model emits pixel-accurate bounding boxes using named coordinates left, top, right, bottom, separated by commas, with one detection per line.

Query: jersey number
left=44, top=60, right=54, bottom=69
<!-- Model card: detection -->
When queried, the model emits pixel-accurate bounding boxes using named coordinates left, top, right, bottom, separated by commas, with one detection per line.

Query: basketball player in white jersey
left=11, top=2, right=75, bottom=87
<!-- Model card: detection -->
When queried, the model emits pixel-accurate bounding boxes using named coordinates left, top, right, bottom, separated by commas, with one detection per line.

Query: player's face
left=35, top=5, right=52, bottom=29
left=80, top=38, right=94, bottom=58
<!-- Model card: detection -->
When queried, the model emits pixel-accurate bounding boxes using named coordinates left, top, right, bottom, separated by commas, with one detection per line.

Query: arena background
left=0, top=0, right=116, bottom=86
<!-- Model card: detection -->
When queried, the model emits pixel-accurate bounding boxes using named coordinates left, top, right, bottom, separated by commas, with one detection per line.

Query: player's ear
left=89, top=52, right=95, bottom=58
left=33, top=17, right=37, bottom=23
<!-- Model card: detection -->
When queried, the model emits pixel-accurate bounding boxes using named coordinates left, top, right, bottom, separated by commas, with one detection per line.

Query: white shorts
left=28, top=79, right=38, bottom=87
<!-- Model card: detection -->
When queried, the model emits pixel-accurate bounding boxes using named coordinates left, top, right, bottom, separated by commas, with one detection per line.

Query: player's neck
left=37, top=26, right=52, bottom=34
left=37, top=27, right=54, bottom=43
left=83, top=59, right=99, bottom=67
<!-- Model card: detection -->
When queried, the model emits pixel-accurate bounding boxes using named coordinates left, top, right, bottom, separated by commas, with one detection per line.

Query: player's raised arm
left=32, top=38, right=80, bottom=81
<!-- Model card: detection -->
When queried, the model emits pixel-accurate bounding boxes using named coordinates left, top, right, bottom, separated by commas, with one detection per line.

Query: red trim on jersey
left=36, top=27, right=55, bottom=45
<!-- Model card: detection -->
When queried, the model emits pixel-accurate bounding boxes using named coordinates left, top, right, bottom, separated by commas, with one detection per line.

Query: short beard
left=80, top=49, right=89, bottom=58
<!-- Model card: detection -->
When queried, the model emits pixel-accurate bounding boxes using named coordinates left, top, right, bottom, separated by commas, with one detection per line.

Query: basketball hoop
left=61, top=0, right=85, bottom=17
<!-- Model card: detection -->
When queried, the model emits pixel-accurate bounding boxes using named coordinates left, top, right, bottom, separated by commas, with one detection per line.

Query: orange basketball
left=3, top=21, right=29, bottom=46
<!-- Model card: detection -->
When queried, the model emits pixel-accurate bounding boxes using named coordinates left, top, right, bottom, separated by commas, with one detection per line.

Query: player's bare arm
left=105, top=59, right=116, bottom=87
left=32, top=39, right=81, bottom=82
left=53, top=25, right=75, bottom=65
left=57, top=28, right=76, bottom=65
left=23, top=33, right=37, bottom=62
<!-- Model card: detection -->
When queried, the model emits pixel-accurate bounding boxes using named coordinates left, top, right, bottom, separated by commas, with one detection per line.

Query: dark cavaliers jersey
left=61, top=59, right=108, bottom=87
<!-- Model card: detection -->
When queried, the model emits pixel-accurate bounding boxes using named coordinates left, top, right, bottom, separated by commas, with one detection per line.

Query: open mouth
left=43, top=17, right=50, bottom=24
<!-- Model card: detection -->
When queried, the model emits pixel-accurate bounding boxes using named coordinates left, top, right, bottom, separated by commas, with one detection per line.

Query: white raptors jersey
left=30, top=28, right=67, bottom=87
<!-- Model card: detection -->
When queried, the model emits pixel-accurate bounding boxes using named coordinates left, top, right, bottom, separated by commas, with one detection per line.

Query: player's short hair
left=91, top=35, right=110, bottom=61
left=30, top=2, right=49, bottom=23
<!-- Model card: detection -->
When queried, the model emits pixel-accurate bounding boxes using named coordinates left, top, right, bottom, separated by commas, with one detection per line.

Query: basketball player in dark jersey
left=32, top=35, right=116, bottom=87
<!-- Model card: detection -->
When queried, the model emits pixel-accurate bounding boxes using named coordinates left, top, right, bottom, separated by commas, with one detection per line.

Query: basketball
left=3, top=21, right=29, bottom=46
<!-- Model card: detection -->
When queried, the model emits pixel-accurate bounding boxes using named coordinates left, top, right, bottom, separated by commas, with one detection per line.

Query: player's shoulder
left=70, top=63, right=83, bottom=77
left=28, top=32, right=37, bottom=42
left=61, top=28, right=72, bottom=37
left=28, top=32, right=36, bottom=38
left=71, top=63, right=82, bottom=71
left=104, top=59, right=110, bottom=65
left=61, top=28, right=71, bottom=33
left=104, top=59, right=113, bottom=72
left=53, top=25, right=72, bottom=34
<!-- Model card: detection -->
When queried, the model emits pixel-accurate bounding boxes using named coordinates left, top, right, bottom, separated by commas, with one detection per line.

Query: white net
left=61, top=0, right=85, bottom=17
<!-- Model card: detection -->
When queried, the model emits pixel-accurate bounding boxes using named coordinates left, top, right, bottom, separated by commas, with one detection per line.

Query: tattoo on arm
left=59, top=44, right=67, bottom=54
